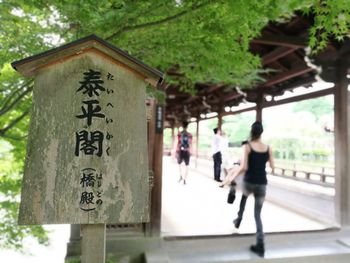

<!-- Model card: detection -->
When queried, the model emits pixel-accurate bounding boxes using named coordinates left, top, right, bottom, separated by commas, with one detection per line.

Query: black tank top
left=244, top=143, right=269, bottom=185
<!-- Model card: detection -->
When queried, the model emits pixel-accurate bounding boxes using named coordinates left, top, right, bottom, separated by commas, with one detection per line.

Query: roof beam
left=261, top=65, right=314, bottom=87
left=204, top=84, right=225, bottom=94
left=223, top=92, right=243, bottom=102
left=262, top=75, right=316, bottom=95
left=183, top=95, right=199, bottom=103
left=262, top=47, right=297, bottom=65
left=222, top=106, right=257, bottom=118
left=252, top=35, right=307, bottom=48
left=263, top=87, right=334, bottom=108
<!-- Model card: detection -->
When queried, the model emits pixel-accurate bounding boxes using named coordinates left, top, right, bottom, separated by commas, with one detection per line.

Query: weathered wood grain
left=19, top=52, right=150, bottom=224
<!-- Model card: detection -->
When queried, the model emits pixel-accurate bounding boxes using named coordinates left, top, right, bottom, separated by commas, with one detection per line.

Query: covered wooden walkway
left=161, top=156, right=330, bottom=237
left=64, top=11, right=350, bottom=262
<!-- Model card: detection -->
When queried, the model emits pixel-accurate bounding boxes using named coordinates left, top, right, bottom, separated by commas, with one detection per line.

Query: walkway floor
left=161, top=156, right=327, bottom=237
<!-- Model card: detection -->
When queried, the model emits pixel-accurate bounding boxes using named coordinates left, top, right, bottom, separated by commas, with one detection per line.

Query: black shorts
left=177, top=150, right=190, bottom=165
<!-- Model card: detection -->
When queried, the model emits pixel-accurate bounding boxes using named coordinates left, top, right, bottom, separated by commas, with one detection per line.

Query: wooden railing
left=271, top=166, right=335, bottom=187
left=163, top=149, right=335, bottom=188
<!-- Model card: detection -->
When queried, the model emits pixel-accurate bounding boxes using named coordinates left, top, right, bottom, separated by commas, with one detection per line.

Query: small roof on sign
left=11, top=34, right=164, bottom=87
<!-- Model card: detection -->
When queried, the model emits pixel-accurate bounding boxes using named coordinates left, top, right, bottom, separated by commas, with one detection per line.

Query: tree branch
left=0, top=109, right=30, bottom=137
left=0, top=81, right=29, bottom=104
left=106, top=1, right=211, bottom=41
left=0, top=86, right=33, bottom=116
left=1, top=80, right=33, bottom=113
left=2, top=133, right=28, bottom=141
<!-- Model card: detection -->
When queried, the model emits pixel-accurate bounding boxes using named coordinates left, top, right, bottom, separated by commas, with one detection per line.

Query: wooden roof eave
left=11, top=35, right=164, bottom=88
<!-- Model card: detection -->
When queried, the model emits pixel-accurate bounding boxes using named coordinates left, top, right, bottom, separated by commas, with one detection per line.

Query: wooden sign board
left=12, top=36, right=163, bottom=224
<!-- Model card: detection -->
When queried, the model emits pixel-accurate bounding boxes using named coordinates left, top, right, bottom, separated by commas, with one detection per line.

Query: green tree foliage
left=293, top=96, right=333, bottom=121
left=309, top=0, right=350, bottom=52
left=0, top=142, right=49, bottom=250
left=222, top=112, right=256, bottom=144
left=0, top=0, right=349, bottom=249
left=264, top=98, right=334, bottom=163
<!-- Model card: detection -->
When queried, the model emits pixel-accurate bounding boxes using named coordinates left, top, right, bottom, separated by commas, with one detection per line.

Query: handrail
left=271, top=166, right=334, bottom=187
left=163, top=150, right=335, bottom=188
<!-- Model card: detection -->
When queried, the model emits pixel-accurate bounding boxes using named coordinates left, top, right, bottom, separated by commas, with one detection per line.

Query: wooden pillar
left=145, top=98, right=164, bottom=235
left=217, top=112, right=223, bottom=130
left=195, top=117, right=200, bottom=168
left=256, top=94, right=263, bottom=122
left=147, top=99, right=156, bottom=169
left=150, top=102, right=164, bottom=235
left=171, top=125, right=175, bottom=159
left=171, top=126, right=175, bottom=148
left=145, top=98, right=156, bottom=236
left=256, top=102, right=263, bottom=122
left=81, top=224, right=106, bottom=263
left=334, top=59, right=350, bottom=226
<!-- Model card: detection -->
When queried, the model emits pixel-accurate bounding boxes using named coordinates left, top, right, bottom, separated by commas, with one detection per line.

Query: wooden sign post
left=81, top=224, right=106, bottom=262
left=12, top=35, right=163, bottom=262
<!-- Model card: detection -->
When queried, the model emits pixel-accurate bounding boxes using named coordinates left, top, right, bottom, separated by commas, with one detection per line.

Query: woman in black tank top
left=229, top=121, right=275, bottom=257
left=244, top=142, right=269, bottom=185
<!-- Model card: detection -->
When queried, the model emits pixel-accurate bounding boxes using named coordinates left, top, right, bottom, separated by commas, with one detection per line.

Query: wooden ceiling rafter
left=251, top=35, right=308, bottom=48
left=223, top=92, right=242, bottom=103
left=288, top=50, right=307, bottom=66
left=262, top=46, right=297, bottom=65
left=261, top=75, right=317, bottom=96
left=270, top=60, right=289, bottom=72
left=260, top=65, right=314, bottom=87
left=284, top=15, right=303, bottom=30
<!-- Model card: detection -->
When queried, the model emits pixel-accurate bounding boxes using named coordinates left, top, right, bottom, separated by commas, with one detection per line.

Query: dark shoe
left=227, top=191, right=236, bottom=204
left=233, top=217, right=242, bottom=228
left=250, top=244, right=265, bottom=257
left=183, top=180, right=186, bottom=185
left=178, top=177, right=182, bottom=182
left=227, top=184, right=236, bottom=204
left=230, top=180, right=237, bottom=186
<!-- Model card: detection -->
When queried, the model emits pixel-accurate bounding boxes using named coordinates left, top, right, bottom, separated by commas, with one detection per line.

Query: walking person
left=228, top=121, right=274, bottom=257
left=219, top=140, right=247, bottom=188
left=212, top=127, right=223, bottom=182
left=220, top=131, right=230, bottom=180
left=176, top=121, right=193, bottom=185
